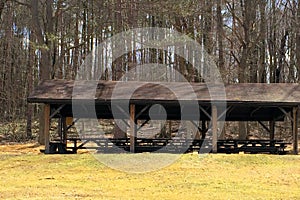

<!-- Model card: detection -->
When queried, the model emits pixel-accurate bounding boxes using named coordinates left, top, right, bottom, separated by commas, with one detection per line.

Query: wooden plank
left=44, top=104, right=51, bottom=154
left=130, top=104, right=136, bottom=153
left=212, top=105, right=218, bottom=153
left=293, top=107, right=298, bottom=155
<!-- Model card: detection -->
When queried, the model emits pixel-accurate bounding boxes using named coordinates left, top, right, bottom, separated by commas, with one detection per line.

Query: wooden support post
left=130, top=104, right=136, bottom=153
left=269, top=120, right=275, bottom=141
left=62, top=116, right=67, bottom=144
left=219, top=123, right=226, bottom=140
left=168, top=120, right=172, bottom=138
left=201, top=121, right=206, bottom=139
left=212, top=105, right=218, bottom=153
left=44, top=104, right=50, bottom=154
left=58, top=117, right=62, bottom=142
left=292, top=107, right=298, bottom=155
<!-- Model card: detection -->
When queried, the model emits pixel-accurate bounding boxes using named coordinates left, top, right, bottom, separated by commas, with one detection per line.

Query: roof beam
left=115, top=105, right=130, bottom=119
left=278, top=107, right=292, bottom=121
left=258, top=121, right=270, bottom=133
left=136, top=105, right=150, bottom=119
left=66, top=118, right=80, bottom=131
left=199, top=106, right=211, bottom=120
left=50, top=104, right=65, bottom=119
left=250, top=107, right=262, bottom=117
left=218, top=106, right=233, bottom=121
left=137, top=119, right=150, bottom=131
left=190, top=120, right=202, bottom=132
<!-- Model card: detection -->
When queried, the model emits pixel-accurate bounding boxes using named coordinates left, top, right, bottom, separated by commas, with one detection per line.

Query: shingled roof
left=28, top=79, right=300, bottom=106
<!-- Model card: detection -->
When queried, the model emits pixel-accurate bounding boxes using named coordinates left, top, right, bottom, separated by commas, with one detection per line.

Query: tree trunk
left=73, top=6, right=80, bottom=79
left=258, top=0, right=267, bottom=83
left=112, top=0, right=126, bottom=138
left=26, top=31, right=35, bottom=139
left=277, top=31, right=288, bottom=83
left=217, top=0, right=225, bottom=80
left=0, top=0, right=5, bottom=18
left=31, top=0, right=53, bottom=144
left=203, top=0, right=213, bottom=55
left=4, top=2, right=13, bottom=120
left=269, top=0, right=277, bottom=83
left=238, top=0, right=257, bottom=139
left=296, top=2, right=300, bottom=82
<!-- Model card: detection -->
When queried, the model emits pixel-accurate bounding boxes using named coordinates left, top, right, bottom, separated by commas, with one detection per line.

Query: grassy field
left=0, top=143, right=300, bottom=199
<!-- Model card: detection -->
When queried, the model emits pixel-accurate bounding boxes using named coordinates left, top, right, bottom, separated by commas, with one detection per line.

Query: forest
left=0, top=0, right=300, bottom=140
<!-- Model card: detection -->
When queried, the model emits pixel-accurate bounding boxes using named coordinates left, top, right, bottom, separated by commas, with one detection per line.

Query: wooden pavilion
left=28, top=80, right=300, bottom=154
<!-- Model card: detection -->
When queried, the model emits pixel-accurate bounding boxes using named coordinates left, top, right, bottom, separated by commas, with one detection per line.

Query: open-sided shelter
left=28, top=80, right=300, bottom=154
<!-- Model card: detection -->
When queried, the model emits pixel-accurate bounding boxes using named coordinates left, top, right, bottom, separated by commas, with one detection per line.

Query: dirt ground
left=0, top=143, right=300, bottom=200
left=0, top=143, right=43, bottom=155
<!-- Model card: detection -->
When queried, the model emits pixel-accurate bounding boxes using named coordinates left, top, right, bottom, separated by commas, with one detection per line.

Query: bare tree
left=296, top=1, right=300, bottom=82
left=1, top=0, right=300, bottom=142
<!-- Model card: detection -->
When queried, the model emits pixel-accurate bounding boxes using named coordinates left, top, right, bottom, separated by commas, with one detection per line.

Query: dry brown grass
left=0, top=143, right=300, bottom=199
